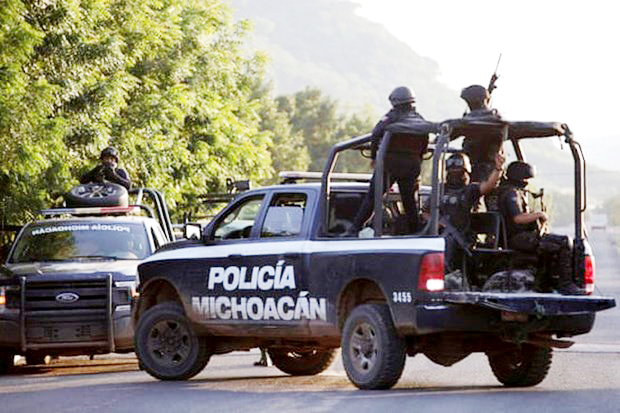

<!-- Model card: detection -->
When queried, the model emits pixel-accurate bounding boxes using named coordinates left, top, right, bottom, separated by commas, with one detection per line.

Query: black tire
left=25, top=352, right=49, bottom=366
left=0, top=351, right=14, bottom=374
left=341, top=304, right=406, bottom=390
left=134, top=302, right=211, bottom=381
left=268, top=348, right=336, bottom=376
left=65, top=183, right=128, bottom=207
left=487, top=344, right=552, bottom=387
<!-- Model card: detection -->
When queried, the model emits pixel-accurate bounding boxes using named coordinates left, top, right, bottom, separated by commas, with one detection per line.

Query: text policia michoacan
left=192, top=260, right=327, bottom=321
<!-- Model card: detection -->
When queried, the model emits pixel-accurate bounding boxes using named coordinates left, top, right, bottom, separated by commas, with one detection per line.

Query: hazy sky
left=353, top=0, right=619, bottom=140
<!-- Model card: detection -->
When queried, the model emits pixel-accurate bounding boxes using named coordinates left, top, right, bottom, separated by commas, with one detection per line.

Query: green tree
left=0, top=0, right=274, bottom=224
left=275, top=88, right=374, bottom=173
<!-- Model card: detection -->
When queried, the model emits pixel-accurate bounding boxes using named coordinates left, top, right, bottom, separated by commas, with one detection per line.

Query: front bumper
left=0, top=306, right=134, bottom=354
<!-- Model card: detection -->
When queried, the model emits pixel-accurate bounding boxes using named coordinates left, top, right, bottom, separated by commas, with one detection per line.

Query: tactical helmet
left=460, top=85, right=490, bottom=107
left=100, top=146, right=119, bottom=162
left=389, top=86, right=416, bottom=107
left=446, top=153, right=471, bottom=173
left=506, top=161, right=535, bottom=182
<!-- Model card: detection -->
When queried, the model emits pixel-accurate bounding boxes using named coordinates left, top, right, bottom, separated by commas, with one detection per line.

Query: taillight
left=584, top=255, right=595, bottom=295
left=418, top=253, right=445, bottom=292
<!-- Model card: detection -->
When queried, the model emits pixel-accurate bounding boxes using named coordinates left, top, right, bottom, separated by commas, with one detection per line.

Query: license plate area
left=26, top=323, right=107, bottom=343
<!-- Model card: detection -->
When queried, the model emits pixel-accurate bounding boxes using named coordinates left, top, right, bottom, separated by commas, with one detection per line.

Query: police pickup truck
left=133, top=118, right=615, bottom=390
left=0, top=185, right=174, bottom=373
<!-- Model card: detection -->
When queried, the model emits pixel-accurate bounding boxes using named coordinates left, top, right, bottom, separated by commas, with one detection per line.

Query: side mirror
left=183, top=223, right=202, bottom=240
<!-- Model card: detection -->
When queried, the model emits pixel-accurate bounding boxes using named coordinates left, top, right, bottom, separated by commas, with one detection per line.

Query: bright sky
left=353, top=0, right=619, bottom=141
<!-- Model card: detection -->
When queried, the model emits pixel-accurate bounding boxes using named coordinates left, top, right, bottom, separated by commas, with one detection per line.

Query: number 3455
left=392, top=291, right=412, bottom=303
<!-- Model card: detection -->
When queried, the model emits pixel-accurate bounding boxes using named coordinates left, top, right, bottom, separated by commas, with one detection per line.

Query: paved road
left=1, top=227, right=618, bottom=412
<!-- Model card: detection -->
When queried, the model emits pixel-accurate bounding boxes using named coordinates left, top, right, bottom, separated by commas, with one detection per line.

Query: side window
left=213, top=196, right=264, bottom=240
left=260, top=193, right=307, bottom=238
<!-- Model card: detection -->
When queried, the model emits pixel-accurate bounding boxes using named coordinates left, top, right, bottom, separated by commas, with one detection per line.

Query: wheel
left=134, top=302, right=211, bottom=380
left=25, top=352, right=49, bottom=366
left=65, top=183, right=128, bottom=207
left=487, top=344, right=552, bottom=387
left=0, top=351, right=14, bottom=374
left=268, top=348, right=336, bottom=376
left=341, top=304, right=406, bottom=390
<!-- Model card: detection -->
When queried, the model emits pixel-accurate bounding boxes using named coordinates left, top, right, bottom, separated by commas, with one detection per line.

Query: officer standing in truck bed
left=350, top=86, right=431, bottom=235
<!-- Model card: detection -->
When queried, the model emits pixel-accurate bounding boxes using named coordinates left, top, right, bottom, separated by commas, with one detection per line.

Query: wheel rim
left=349, top=321, right=378, bottom=374
left=147, top=319, right=192, bottom=367
left=73, top=184, right=117, bottom=199
left=500, top=350, right=525, bottom=372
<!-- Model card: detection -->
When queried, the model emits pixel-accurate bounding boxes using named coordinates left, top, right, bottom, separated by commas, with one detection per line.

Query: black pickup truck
left=133, top=118, right=615, bottom=389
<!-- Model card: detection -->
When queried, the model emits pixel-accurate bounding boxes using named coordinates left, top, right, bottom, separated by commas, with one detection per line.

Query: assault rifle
left=488, top=53, right=502, bottom=96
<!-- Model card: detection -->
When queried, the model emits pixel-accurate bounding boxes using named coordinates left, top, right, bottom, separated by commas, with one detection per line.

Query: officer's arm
left=370, top=114, right=391, bottom=159
left=479, top=151, right=506, bottom=195
left=79, top=165, right=102, bottom=184
left=104, top=167, right=131, bottom=190
left=479, top=168, right=501, bottom=195
left=514, top=211, right=547, bottom=225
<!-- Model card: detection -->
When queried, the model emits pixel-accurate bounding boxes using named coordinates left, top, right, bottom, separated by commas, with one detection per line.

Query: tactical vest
left=440, top=186, right=474, bottom=237
left=497, top=183, right=537, bottom=238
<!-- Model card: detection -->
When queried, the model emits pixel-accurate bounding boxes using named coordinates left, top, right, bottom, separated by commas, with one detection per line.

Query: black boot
left=555, top=248, right=584, bottom=295
left=254, top=348, right=270, bottom=366
left=556, top=279, right=585, bottom=295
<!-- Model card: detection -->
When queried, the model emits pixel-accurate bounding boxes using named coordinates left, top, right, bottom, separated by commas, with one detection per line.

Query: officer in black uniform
left=497, top=161, right=582, bottom=295
left=460, top=85, right=505, bottom=183
left=80, top=146, right=131, bottom=190
left=440, top=151, right=505, bottom=272
left=350, top=86, right=430, bottom=235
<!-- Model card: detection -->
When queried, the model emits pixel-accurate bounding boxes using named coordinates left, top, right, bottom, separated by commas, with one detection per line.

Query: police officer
left=497, top=161, right=583, bottom=295
left=460, top=85, right=504, bottom=183
left=440, top=151, right=505, bottom=272
left=350, top=86, right=430, bottom=235
left=80, top=146, right=131, bottom=190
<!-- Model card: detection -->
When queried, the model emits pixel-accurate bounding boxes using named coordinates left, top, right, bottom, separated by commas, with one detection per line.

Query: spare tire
left=65, top=183, right=128, bottom=207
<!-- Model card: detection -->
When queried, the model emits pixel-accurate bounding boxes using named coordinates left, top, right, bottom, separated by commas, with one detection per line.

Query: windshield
left=8, top=221, right=150, bottom=263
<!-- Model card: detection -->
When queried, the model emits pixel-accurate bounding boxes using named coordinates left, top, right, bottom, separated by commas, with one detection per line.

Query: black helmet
left=100, top=146, right=119, bottom=162
left=389, top=86, right=416, bottom=107
left=506, top=161, right=535, bottom=182
left=460, top=84, right=489, bottom=109
left=446, top=153, right=471, bottom=173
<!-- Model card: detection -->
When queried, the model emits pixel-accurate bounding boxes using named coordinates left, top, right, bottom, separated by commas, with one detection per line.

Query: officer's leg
left=394, top=159, right=421, bottom=234
left=539, top=234, right=583, bottom=295
left=351, top=171, right=378, bottom=232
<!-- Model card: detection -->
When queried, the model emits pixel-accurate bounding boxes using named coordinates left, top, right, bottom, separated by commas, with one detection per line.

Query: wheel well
left=337, top=279, right=387, bottom=329
left=133, top=279, right=183, bottom=324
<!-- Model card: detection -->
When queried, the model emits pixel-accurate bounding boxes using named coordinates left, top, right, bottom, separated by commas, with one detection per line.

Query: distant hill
left=229, top=0, right=620, bottom=207
left=230, top=0, right=464, bottom=121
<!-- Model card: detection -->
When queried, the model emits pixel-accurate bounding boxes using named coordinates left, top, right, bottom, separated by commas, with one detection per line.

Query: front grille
left=21, top=275, right=113, bottom=349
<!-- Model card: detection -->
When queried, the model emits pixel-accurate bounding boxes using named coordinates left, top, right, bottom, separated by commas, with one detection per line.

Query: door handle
left=228, top=254, right=243, bottom=261
left=283, top=252, right=301, bottom=259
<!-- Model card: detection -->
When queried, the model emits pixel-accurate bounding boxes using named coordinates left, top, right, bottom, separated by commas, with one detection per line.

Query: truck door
left=195, top=191, right=319, bottom=337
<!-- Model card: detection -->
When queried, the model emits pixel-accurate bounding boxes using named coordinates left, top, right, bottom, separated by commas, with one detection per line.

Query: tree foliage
left=0, top=0, right=275, bottom=223
left=275, top=88, right=374, bottom=173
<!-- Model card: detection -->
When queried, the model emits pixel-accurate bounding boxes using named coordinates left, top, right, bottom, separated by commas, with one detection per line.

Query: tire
left=487, top=344, right=552, bottom=387
left=65, top=183, right=128, bottom=207
left=25, top=352, right=49, bottom=366
left=0, top=351, right=14, bottom=374
left=134, top=302, right=211, bottom=381
left=268, top=348, right=336, bottom=376
left=341, top=304, right=406, bottom=390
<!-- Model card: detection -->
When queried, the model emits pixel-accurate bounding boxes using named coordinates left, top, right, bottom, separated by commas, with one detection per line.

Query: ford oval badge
left=56, top=292, right=80, bottom=303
